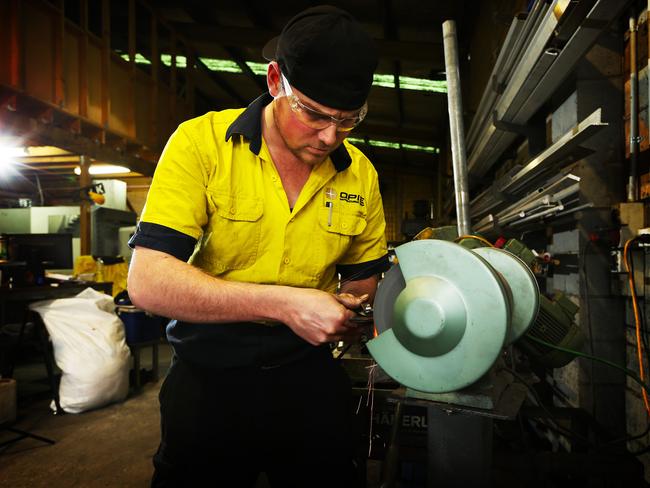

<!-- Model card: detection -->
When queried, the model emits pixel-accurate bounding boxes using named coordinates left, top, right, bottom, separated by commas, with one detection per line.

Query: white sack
left=30, top=287, right=130, bottom=413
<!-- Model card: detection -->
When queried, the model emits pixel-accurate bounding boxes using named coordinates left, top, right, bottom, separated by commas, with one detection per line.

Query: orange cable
left=455, top=234, right=494, bottom=247
left=624, top=238, right=650, bottom=416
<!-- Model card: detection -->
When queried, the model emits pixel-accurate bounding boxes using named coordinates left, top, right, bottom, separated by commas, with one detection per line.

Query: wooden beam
left=101, top=0, right=110, bottom=127
left=0, top=108, right=157, bottom=176
left=19, top=164, right=78, bottom=170
left=9, top=0, right=21, bottom=88
left=79, top=0, right=89, bottom=117
left=79, top=155, right=91, bottom=255
left=151, top=13, right=160, bottom=148
left=17, top=155, right=80, bottom=163
left=52, top=0, right=64, bottom=106
left=128, top=0, right=137, bottom=137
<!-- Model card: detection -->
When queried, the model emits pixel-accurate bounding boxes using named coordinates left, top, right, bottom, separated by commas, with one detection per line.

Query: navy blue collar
left=225, top=93, right=352, bottom=172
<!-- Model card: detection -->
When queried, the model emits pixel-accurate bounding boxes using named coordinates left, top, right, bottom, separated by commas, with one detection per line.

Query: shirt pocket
left=195, top=192, right=264, bottom=273
left=317, top=206, right=368, bottom=269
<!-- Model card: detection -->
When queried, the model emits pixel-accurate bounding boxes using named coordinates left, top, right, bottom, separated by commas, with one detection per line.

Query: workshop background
left=1, top=0, right=650, bottom=487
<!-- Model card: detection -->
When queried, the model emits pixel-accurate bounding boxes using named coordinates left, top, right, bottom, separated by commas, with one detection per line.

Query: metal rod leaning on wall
left=629, top=11, right=639, bottom=202
left=442, top=20, right=471, bottom=236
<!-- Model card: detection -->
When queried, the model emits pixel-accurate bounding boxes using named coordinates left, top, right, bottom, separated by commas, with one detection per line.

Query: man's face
left=272, top=80, right=362, bottom=166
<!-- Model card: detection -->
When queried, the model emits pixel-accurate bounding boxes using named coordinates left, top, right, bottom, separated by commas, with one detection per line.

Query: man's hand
left=334, top=292, right=369, bottom=310
left=282, top=289, right=367, bottom=345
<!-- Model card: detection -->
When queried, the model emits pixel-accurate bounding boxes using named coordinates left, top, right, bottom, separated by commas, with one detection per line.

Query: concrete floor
left=0, top=345, right=170, bottom=488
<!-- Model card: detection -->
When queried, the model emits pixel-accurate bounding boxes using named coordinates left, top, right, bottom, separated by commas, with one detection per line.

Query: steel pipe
left=443, top=20, right=471, bottom=235
left=629, top=13, right=639, bottom=202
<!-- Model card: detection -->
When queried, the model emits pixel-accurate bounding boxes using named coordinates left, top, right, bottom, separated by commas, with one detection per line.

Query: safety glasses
left=280, top=73, right=367, bottom=132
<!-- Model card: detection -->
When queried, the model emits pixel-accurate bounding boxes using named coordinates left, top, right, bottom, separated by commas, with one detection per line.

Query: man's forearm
left=128, top=247, right=376, bottom=345
left=128, top=246, right=288, bottom=323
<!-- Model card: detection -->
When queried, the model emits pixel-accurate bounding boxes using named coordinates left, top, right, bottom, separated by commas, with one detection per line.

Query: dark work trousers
left=151, top=351, right=359, bottom=487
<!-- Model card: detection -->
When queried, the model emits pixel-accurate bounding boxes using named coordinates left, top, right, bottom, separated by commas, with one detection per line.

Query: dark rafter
left=381, top=0, right=405, bottom=129
left=179, top=3, right=267, bottom=92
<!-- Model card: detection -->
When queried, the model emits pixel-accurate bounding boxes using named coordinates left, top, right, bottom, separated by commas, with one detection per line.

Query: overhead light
left=74, top=165, right=130, bottom=175
left=0, top=139, right=26, bottom=169
left=347, top=137, right=440, bottom=154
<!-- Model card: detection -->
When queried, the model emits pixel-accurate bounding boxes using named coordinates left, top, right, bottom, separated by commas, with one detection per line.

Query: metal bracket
left=492, top=113, right=535, bottom=137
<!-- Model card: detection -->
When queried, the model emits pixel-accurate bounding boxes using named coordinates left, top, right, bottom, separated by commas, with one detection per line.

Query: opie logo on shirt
left=340, top=192, right=365, bottom=206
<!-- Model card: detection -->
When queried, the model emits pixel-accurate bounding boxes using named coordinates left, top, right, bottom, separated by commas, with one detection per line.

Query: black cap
left=262, top=5, right=378, bottom=111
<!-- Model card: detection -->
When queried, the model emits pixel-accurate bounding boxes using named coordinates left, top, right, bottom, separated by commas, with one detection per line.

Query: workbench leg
left=426, top=407, right=493, bottom=488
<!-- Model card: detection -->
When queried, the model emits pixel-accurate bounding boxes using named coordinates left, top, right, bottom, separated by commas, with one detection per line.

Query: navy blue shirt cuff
left=128, top=222, right=197, bottom=262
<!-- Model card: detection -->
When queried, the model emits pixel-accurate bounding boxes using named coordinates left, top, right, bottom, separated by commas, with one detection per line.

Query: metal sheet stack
left=466, top=0, right=630, bottom=181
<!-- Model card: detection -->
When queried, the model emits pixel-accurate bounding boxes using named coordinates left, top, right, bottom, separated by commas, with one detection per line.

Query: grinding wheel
left=367, top=240, right=510, bottom=393
left=472, top=247, right=539, bottom=344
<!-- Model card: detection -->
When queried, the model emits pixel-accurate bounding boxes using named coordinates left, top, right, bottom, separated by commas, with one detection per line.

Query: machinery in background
left=401, top=200, right=434, bottom=241
left=500, top=238, right=585, bottom=368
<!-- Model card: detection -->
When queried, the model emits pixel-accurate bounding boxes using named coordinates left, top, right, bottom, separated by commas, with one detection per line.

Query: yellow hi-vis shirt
left=135, top=94, right=388, bottom=294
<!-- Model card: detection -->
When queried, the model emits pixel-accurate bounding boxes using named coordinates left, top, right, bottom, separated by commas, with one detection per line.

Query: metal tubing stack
left=466, top=0, right=631, bottom=182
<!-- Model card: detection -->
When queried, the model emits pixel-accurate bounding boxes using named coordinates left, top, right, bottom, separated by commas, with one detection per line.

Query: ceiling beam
left=173, top=4, right=267, bottom=93
left=172, top=23, right=444, bottom=65
left=0, top=109, right=157, bottom=176
left=193, top=59, right=248, bottom=105
left=16, top=156, right=81, bottom=163
left=354, top=122, right=440, bottom=145
left=381, top=0, right=405, bottom=129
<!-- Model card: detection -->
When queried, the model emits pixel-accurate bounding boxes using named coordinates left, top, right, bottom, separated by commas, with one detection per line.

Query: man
left=127, top=5, right=388, bottom=487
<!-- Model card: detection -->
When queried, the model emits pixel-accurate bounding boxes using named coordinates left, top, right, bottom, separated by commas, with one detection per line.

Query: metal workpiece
left=442, top=20, right=471, bottom=236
